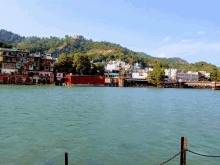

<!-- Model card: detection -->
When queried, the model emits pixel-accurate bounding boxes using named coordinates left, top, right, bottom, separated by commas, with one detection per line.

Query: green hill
left=0, top=29, right=187, bottom=66
left=0, top=29, right=219, bottom=74
left=0, top=29, right=27, bottom=44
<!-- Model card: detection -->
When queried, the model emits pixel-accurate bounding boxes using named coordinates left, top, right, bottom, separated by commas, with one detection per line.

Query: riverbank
left=0, top=84, right=56, bottom=86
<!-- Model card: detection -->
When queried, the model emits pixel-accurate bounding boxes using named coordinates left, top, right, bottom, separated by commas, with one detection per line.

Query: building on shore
left=0, top=47, right=56, bottom=85
left=198, top=71, right=211, bottom=81
left=64, top=75, right=105, bottom=86
left=177, top=71, right=199, bottom=82
left=165, top=69, right=177, bottom=82
left=0, top=47, right=30, bottom=74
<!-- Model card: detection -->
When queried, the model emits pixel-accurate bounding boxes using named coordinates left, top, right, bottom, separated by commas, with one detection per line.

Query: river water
left=0, top=86, right=220, bottom=165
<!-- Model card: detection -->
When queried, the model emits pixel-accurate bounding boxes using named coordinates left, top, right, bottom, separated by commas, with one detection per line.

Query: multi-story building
left=0, top=46, right=57, bottom=84
left=132, top=70, right=148, bottom=79
left=165, top=69, right=177, bottom=82
left=28, top=52, right=41, bottom=76
left=177, top=71, right=199, bottom=82
left=0, top=47, right=30, bottom=74
left=40, top=55, right=54, bottom=72
left=106, top=60, right=125, bottom=71
left=198, top=71, right=211, bottom=81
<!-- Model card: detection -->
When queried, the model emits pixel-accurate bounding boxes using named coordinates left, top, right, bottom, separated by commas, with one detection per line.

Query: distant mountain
left=136, top=52, right=157, bottom=59
left=136, top=52, right=188, bottom=64
left=0, top=29, right=27, bottom=44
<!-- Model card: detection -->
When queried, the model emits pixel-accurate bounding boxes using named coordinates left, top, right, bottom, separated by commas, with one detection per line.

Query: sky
left=1, top=0, right=220, bottom=66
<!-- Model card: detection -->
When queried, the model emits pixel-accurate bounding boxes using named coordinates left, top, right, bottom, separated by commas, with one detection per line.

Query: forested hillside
left=0, top=41, right=16, bottom=48
left=0, top=29, right=26, bottom=44
left=0, top=29, right=220, bottom=76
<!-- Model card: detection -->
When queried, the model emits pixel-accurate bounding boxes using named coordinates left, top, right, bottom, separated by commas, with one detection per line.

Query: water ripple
left=1, top=87, right=220, bottom=164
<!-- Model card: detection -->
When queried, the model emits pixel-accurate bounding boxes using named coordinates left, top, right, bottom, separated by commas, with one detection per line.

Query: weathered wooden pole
left=65, top=152, right=68, bottom=165
left=180, top=137, right=187, bottom=165
left=213, top=82, right=216, bottom=90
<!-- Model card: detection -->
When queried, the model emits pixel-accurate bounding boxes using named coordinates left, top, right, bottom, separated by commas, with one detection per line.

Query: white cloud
left=198, top=31, right=205, bottom=34
left=181, top=39, right=193, bottom=43
left=163, top=36, right=170, bottom=41
left=174, top=49, right=176, bottom=50
left=158, top=52, right=165, bottom=58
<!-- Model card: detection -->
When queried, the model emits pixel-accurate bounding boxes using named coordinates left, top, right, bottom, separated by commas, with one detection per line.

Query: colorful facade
left=0, top=48, right=56, bottom=85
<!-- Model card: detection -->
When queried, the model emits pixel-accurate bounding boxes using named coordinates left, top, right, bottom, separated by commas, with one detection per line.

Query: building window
left=12, top=65, right=14, bottom=69
left=8, top=65, right=11, bottom=68
left=4, top=64, right=7, bottom=68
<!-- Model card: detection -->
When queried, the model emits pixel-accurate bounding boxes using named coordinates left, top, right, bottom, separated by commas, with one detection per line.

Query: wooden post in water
left=180, top=137, right=187, bottom=165
left=65, top=152, right=68, bottom=165
left=212, top=82, right=216, bottom=90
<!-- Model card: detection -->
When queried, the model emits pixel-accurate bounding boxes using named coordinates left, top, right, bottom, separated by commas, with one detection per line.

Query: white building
left=198, top=71, right=211, bottom=81
left=132, top=72, right=148, bottom=79
left=177, top=71, right=199, bottom=82
left=106, top=64, right=118, bottom=71
left=145, top=68, right=153, bottom=72
left=46, top=54, right=53, bottom=60
left=165, top=69, right=177, bottom=82
left=132, top=70, right=148, bottom=79
left=105, top=60, right=125, bottom=71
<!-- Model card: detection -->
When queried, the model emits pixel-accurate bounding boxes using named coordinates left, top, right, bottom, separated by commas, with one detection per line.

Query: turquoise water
left=1, top=86, right=220, bottom=165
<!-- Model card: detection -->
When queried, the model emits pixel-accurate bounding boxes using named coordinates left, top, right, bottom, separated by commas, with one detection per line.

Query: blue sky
left=1, top=0, right=220, bottom=66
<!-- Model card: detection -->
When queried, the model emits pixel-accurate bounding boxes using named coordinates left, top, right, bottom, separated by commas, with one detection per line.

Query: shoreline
left=0, top=84, right=217, bottom=89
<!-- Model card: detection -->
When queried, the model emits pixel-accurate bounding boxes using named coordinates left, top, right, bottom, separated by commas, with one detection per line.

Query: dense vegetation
left=54, top=53, right=105, bottom=76
left=147, top=61, right=166, bottom=87
left=0, top=41, right=16, bottom=48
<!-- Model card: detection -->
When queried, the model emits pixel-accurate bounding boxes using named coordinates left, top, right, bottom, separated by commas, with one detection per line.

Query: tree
left=73, top=53, right=91, bottom=75
left=210, top=68, right=220, bottom=82
left=147, top=62, right=165, bottom=87
left=90, top=63, right=97, bottom=75
left=96, top=63, right=105, bottom=76
left=54, top=53, right=72, bottom=68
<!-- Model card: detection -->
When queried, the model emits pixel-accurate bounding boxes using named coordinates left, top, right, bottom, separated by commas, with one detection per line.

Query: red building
left=64, top=75, right=105, bottom=86
left=41, top=59, right=54, bottom=72
left=0, top=74, right=30, bottom=84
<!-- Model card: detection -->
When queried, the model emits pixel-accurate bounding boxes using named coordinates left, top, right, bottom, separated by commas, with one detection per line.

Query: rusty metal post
left=65, top=152, right=68, bottom=165
left=180, top=137, right=187, bottom=165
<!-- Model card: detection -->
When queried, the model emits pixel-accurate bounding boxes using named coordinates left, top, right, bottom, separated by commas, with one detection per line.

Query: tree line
left=54, top=53, right=105, bottom=76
